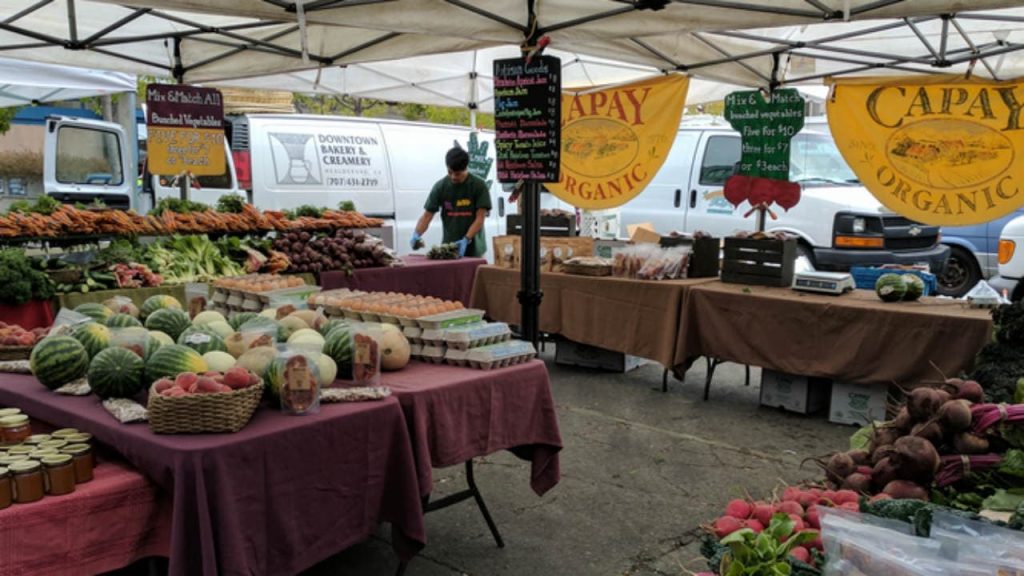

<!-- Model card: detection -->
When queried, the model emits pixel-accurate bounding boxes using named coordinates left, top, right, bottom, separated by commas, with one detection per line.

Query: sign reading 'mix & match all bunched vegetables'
left=146, top=84, right=226, bottom=177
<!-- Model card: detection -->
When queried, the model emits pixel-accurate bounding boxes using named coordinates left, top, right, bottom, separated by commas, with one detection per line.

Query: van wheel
left=936, top=246, right=980, bottom=298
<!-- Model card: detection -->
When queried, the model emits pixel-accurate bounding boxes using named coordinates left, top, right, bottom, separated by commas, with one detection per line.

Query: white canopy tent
left=0, top=56, right=135, bottom=108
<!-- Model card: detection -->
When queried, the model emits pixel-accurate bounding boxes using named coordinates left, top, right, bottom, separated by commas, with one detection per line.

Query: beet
left=871, top=445, right=895, bottom=465
left=825, top=452, right=856, bottom=485
left=842, top=473, right=872, bottom=494
left=938, top=399, right=973, bottom=431
left=892, top=407, right=913, bottom=432
left=906, top=387, right=943, bottom=422
left=911, top=421, right=944, bottom=446
left=872, top=457, right=899, bottom=490
left=882, top=480, right=929, bottom=501
left=848, top=450, right=871, bottom=466
left=855, top=465, right=873, bottom=476
left=957, top=380, right=985, bottom=403
left=892, top=436, right=940, bottom=482
left=934, top=389, right=951, bottom=404
left=870, top=426, right=901, bottom=452
left=953, top=432, right=990, bottom=454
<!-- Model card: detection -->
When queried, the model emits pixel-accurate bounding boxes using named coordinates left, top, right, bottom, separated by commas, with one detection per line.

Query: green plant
left=293, top=205, right=324, bottom=218
left=718, top=514, right=818, bottom=576
left=0, top=249, right=54, bottom=304
left=215, top=193, right=247, bottom=214
left=337, top=200, right=357, bottom=212
left=150, top=197, right=211, bottom=216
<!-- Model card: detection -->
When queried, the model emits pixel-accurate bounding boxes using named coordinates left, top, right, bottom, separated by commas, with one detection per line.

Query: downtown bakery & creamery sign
left=544, top=75, right=689, bottom=209
left=828, top=76, right=1024, bottom=226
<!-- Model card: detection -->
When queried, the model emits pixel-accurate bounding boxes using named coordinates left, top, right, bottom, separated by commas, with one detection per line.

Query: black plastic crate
left=506, top=214, right=577, bottom=237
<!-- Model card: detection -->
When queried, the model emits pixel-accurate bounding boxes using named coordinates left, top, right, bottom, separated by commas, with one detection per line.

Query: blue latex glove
left=409, top=232, right=423, bottom=250
left=455, top=237, right=470, bottom=257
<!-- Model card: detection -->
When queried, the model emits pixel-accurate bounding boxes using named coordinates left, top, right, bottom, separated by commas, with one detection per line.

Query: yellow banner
left=147, top=126, right=226, bottom=176
left=544, top=75, right=689, bottom=209
left=828, top=76, right=1024, bottom=226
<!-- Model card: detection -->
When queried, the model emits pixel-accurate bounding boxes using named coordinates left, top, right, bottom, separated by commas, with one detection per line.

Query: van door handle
left=689, top=189, right=697, bottom=208
left=674, top=189, right=681, bottom=208
left=498, top=197, right=505, bottom=217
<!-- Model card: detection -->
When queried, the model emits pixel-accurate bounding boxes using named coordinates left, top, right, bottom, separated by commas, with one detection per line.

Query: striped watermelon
left=228, top=312, right=259, bottom=331
left=72, top=322, right=112, bottom=359
left=74, top=303, right=113, bottom=323
left=106, top=313, right=143, bottom=328
left=177, top=326, right=227, bottom=355
left=140, top=295, right=183, bottom=320
left=264, top=356, right=288, bottom=399
left=88, top=346, right=145, bottom=399
left=144, top=345, right=209, bottom=384
left=145, top=308, right=191, bottom=341
left=902, top=274, right=925, bottom=301
left=30, top=336, right=89, bottom=390
left=323, top=326, right=353, bottom=377
left=875, top=273, right=907, bottom=303
left=319, top=318, right=349, bottom=336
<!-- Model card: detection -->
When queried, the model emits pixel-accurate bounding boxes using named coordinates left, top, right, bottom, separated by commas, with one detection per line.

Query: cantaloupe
left=192, top=310, right=227, bottom=326
left=379, top=330, right=411, bottom=371
left=288, top=329, right=325, bottom=348
left=202, top=351, right=237, bottom=372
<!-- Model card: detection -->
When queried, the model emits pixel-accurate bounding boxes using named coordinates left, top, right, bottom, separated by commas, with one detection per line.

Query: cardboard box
left=759, top=369, right=830, bottom=414
left=627, top=223, right=661, bottom=244
left=594, top=239, right=629, bottom=259
left=555, top=338, right=645, bottom=372
left=829, top=381, right=891, bottom=426
left=491, top=235, right=596, bottom=270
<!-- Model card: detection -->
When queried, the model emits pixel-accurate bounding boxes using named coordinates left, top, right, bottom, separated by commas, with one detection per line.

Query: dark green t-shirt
left=424, top=173, right=492, bottom=257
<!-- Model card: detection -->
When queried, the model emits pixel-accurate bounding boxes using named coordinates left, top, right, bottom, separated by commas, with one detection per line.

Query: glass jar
left=65, top=432, right=92, bottom=444
left=0, top=454, right=28, bottom=467
left=0, top=467, right=10, bottom=510
left=61, top=444, right=93, bottom=483
left=0, top=408, right=21, bottom=418
left=0, top=415, right=31, bottom=445
left=23, top=434, right=51, bottom=445
left=6, top=445, right=33, bottom=457
left=10, top=460, right=43, bottom=503
left=42, top=454, right=75, bottom=496
left=28, top=448, right=58, bottom=461
left=39, top=439, right=68, bottom=451
left=50, top=428, right=79, bottom=439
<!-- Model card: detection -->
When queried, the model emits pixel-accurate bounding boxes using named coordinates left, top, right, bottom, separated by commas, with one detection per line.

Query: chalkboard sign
left=493, top=55, right=561, bottom=183
left=724, top=89, right=805, bottom=180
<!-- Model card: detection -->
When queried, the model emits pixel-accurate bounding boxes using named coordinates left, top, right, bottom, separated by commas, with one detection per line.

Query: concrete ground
left=303, top=348, right=853, bottom=576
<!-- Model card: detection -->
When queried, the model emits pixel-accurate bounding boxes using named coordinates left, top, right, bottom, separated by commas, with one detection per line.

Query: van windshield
left=789, top=132, right=859, bottom=187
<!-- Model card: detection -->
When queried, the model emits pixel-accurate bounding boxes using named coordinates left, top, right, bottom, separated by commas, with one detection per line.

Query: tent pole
left=518, top=181, right=542, bottom=348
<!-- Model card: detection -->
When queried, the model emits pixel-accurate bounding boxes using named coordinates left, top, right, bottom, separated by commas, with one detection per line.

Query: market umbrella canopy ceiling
left=0, top=56, right=135, bottom=107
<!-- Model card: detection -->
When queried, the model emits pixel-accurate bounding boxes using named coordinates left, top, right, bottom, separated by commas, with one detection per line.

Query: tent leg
left=518, top=182, right=542, bottom=348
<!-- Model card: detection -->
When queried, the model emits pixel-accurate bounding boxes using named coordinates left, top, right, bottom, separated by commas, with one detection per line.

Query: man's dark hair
left=445, top=146, right=470, bottom=171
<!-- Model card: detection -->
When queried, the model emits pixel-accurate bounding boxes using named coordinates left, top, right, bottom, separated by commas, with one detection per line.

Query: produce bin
left=721, top=237, right=796, bottom=287
left=850, top=266, right=937, bottom=296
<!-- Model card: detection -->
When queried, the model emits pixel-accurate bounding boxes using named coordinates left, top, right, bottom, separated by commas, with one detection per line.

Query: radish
left=805, top=505, right=821, bottom=529
left=782, top=486, right=802, bottom=502
left=839, top=501, right=860, bottom=512
left=796, top=491, right=817, bottom=508
left=818, top=489, right=838, bottom=504
left=807, top=534, right=824, bottom=551
left=725, top=499, right=752, bottom=519
left=788, top=514, right=806, bottom=532
left=751, top=501, right=773, bottom=526
left=713, top=516, right=743, bottom=538
left=778, top=500, right=803, bottom=517
left=833, top=490, right=859, bottom=505
left=789, top=546, right=811, bottom=563
left=742, top=519, right=764, bottom=533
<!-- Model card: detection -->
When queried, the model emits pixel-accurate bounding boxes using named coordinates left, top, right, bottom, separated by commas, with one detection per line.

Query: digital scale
left=792, top=271, right=855, bottom=295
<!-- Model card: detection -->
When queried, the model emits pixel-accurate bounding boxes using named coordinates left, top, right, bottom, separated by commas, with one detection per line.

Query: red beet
left=939, top=399, right=973, bottom=431
left=906, top=387, right=943, bottom=422
left=825, top=452, right=856, bottom=485
left=882, top=480, right=929, bottom=501
left=953, top=432, right=990, bottom=455
left=842, top=473, right=872, bottom=494
left=872, top=457, right=899, bottom=491
left=956, top=380, right=984, bottom=403
left=892, top=436, right=940, bottom=482
left=723, top=175, right=751, bottom=207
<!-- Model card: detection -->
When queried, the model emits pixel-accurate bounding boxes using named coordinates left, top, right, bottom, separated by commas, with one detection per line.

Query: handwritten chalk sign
left=493, top=55, right=561, bottom=183
left=724, top=89, right=805, bottom=180
left=146, top=84, right=225, bottom=176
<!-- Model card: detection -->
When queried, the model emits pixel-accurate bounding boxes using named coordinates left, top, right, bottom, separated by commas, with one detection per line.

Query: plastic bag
left=185, top=283, right=209, bottom=319
left=48, top=308, right=93, bottom=337
left=102, top=295, right=137, bottom=317
left=963, top=279, right=1009, bottom=306
left=350, top=323, right=382, bottom=387
left=228, top=319, right=278, bottom=358
left=273, top=346, right=321, bottom=415
left=268, top=292, right=309, bottom=312
left=109, top=327, right=151, bottom=359
left=929, top=510, right=1024, bottom=572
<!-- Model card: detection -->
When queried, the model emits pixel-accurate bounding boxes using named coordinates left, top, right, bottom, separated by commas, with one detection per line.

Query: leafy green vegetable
left=144, top=235, right=244, bottom=283
left=6, top=200, right=32, bottom=214
left=982, top=489, right=1024, bottom=512
left=1016, top=378, right=1024, bottom=404
left=1000, top=450, right=1024, bottom=479
left=971, top=341, right=1024, bottom=403
left=993, top=301, right=1024, bottom=345
left=293, top=205, right=324, bottom=218
left=849, top=423, right=878, bottom=452
left=338, top=200, right=356, bottom=212
left=718, top=514, right=818, bottom=576
left=150, top=197, right=210, bottom=216
left=1002, top=424, right=1024, bottom=450
left=0, top=249, right=54, bottom=304
left=94, top=238, right=142, bottom=267
left=215, top=193, right=247, bottom=214
left=30, top=196, right=61, bottom=215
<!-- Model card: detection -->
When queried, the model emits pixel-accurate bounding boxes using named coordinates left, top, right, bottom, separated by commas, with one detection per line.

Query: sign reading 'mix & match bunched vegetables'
left=828, top=76, right=1024, bottom=226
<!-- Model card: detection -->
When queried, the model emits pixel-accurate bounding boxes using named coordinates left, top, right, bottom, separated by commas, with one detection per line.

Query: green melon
left=901, top=274, right=925, bottom=301
left=74, top=303, right=113, bottom=323
left=140, top=294, right=183, bottom=320
left=106, top=313, right=143, bottom=328
left=144, top=344, right=209, bottom=384
left=72, top=322, right=112, bottom=359
left=177, top=325, right=227, bottom=355
left=228, top=312, right=259, bottom=331
left=323, top=325, right=353, bottom=378
left=319, top=318, right=349, bottom=336
left=264, top=356, right=288, bottom=400
left=30, top=336, right=90, bottom=390
left=144, top=308, right=191, bottom=341
left=875, top=273, right=908, bottom=303
left=88, top=346, right=145, bottom=399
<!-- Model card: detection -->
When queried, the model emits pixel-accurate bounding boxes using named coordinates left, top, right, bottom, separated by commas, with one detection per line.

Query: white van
left=149, top=115, right=509, bottom=257
left=559, top=116, right=949, bottom=272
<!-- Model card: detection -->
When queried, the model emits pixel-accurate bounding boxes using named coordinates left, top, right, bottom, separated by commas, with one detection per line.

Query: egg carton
left=444, top=348, right=471, bottom=367
left=420, top=344, right=447, bottom=364
left=415, top=309, right=486, bottom=331
left=419, top=327, right=447, bottom=347
left=464, top=341, right=537, bottom=370
left=444, top=322, right=512, bottom=351
left=403, top=326, right=423, bottom=345
left=379, top=314, right=401, bottom=326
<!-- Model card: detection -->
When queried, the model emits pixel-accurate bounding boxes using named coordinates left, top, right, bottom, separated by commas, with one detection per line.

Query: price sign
left=724, top=89, right=805, bottom=180
left=146, top=84, right=225, bottom=176
left=493, top=55, right=561, bottom=183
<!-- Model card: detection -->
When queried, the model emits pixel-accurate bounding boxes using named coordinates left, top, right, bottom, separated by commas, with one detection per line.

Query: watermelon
left=88, top=346, right=145, bottom=399
left=144, top=344, right=209, bottom=384
left=74, top=303, right=113, bottom=323
left=319, top=318, right=349, bottom=336
left=106, top=313, right=143, bottom=328
left=145, top=308, right=191, bottom=341
left=902, top=274, right=925, bottom=301
left=323, top=326, right=353, bottom=377
left=177, top=326, right=227, bottom=355
left=264, top=356, right=288, bottom=399
left=228, top=312, right=259, bottom=331
left=875, top=273, right=907, bottom=302
left=30, top=336, right=89, bottom=390
left=72, top=322, right=112, bottom=359
left=140, top=295, right=183, bottom=320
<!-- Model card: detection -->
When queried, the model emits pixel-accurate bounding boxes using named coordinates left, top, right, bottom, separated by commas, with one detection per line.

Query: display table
left=471, top=265, right=716, bottom=369
left=320, top=255, right=486, bottom=306
left=678, top=281, right=994, bottom=386
left=0, top=459, right=171, bottom=576
left=384, top=360, right=562, bottom=498
left=0, top=379, right=425, bottom=576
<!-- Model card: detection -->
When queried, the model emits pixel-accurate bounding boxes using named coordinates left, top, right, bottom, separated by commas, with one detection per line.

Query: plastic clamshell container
left=444, top=348, right=471, bottom=367
left=416, top=309, right=486, bottom=331
left=465, top=341, right=537, bottom=370
left=444, top=322, right=512, bottom=351
left=420, top=345, right=446, bottom=364
left=403, top=326, right=423, bottom=345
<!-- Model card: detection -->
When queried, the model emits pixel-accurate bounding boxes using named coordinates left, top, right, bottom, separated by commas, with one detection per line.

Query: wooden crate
left=721, top=237, right=796, bottom=287
left=506, top=214, right=577, bottom=237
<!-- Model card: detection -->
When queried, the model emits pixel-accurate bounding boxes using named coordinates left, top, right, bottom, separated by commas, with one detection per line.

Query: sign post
left=493, top=55, right=561, bottom=348
left=145, top=84, right=226, bottom=201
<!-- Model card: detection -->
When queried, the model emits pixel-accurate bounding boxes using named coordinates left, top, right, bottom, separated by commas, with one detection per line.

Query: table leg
left=423, top=460, right=505, bottom=548
left=661, top=368, right=669, bottom=393
left=703, top=357, right=721, bottom=401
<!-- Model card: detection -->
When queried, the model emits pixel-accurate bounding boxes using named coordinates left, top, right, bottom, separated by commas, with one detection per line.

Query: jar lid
left=24, top=434, right=52, bottom=444
left=0, top=466, right=7, bottom=477
left=8, top=460, right=40, bottom=473
left=50, top=428, right=79, bottom=438
left=0, top=414, right=29, bottom=426
left=0, top=455, right=28, bottom=465
left=0, top=408, right=21, bottom=417
left=39, top=439, right=68, bottom=449
left=6, top=445, right=33, bottom=455
left=28, top=449, right=57, bottom=459
left=41, top=454, right=72, bottom=466
left=61, top=444, right=90, bottom=455
left=65, top=432, right=92, bottom=443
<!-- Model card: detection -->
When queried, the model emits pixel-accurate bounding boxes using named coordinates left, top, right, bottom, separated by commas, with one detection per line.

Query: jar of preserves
left=10, top=460, right=43, bottom=503
left=65, top=432, right=92, bottom=444
left=6, top=445, right=33, bottom=457
left=42, top=454, right=75, bottom=495
left=0, top=415, right=31, bottom=445
left=0, top=467, right=10, bottom=509
left=50, top=428, right=79, bottom=439
left=39, top=439, right=67, bottom=451
left=0, top=408, right=21, bottom=418
left=61, top=444, right=93, bottom=483
left=0, top=454, right=28, bottom=467
left=23, top=434, right=51, bottom=445
left=28, top=448, right=58, bottom=461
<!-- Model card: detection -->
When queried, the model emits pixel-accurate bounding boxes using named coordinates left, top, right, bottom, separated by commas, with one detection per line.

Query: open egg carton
left=447, top=340, right=537, bottom=370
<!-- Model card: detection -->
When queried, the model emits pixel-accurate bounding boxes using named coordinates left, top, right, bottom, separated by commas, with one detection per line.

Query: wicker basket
left=0, top=346, right=33, bottom=361
left=46, top=269, right=83, bottom=285
left=562, top=263, right=612, bottom=277
left=147, top=380, right=264, bottom=434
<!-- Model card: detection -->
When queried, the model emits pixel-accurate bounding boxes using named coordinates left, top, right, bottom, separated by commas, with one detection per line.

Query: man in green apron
left=411, top=146, right=491, bottom=258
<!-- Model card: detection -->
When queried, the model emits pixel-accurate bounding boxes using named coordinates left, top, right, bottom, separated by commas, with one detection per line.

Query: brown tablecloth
left=0, top=378, right=425, bottom=576
left=319, top=255, right=486, bottom=306
left=678, top=281, right=994, bottom=386
left=471, top=265, right=716, bottom=368
left=384, top=360, right=562, bottom=498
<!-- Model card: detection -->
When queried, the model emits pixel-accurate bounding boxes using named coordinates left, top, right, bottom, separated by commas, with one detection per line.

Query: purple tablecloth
left=319, top=255, right=486, bottom=306
left=0, top=377, right=425, bottom=576
left=383, top=360, right=562, bottom=498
